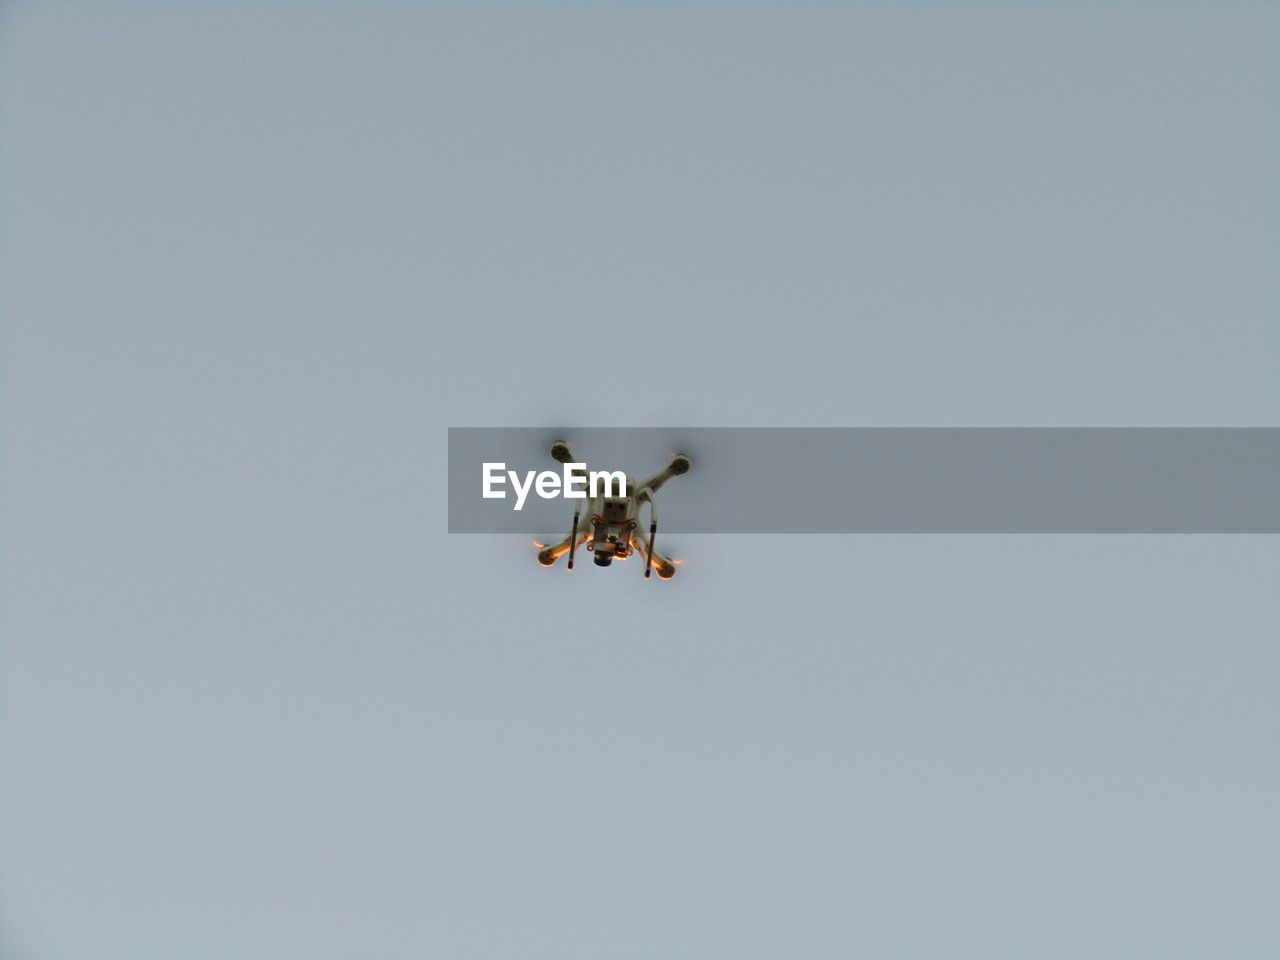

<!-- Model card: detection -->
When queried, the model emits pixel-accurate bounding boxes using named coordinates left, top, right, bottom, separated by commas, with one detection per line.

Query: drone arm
left=636, top=470, right=674, bottom=496
left=636, top=454, right=690, bottom=497
left=550, top=441, right=589, bottom=475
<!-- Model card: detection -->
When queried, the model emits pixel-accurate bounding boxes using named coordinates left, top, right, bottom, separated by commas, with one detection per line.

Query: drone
left=536, top=440, right=691, bottom=579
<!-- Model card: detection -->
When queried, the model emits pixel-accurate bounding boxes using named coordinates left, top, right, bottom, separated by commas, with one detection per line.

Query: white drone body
left=536, top=441, right=690, bottom=579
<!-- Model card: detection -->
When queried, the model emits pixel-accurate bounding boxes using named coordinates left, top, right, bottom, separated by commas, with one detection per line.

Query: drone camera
left=592, top=534, right=622, bottom=566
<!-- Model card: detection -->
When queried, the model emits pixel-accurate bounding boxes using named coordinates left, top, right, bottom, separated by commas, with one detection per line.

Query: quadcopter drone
left=536, top=441, right=690, bottom=579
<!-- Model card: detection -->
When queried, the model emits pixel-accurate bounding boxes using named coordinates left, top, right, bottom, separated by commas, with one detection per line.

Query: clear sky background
left=2, top=3, right=1277, bottom=958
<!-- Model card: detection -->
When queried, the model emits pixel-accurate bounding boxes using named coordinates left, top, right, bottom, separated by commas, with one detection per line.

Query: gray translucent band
left=448, top=428, right=1280, bottom=534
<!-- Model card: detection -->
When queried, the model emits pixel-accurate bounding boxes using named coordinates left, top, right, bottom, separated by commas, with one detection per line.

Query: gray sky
left=2, top=3, right=1278, bottom=958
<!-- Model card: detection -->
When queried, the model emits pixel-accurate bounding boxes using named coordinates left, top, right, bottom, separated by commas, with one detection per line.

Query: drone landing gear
left=630, top=527, right=676, bottom=580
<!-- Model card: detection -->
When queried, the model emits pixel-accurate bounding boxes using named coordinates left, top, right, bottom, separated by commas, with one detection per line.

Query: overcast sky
left=3, top=3, right=1278, bottom=959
